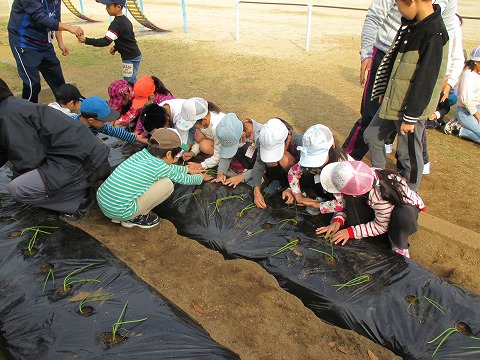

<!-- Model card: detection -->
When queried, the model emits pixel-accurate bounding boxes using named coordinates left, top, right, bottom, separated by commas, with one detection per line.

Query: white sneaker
left=422, top=162, right=430, bottom=175
left=385, top=143, right=393, bottom=154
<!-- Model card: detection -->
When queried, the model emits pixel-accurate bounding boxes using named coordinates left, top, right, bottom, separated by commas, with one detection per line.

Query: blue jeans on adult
left=457, top=105, right=480, bottom=144
left=122, top=54, right=142, bottom=83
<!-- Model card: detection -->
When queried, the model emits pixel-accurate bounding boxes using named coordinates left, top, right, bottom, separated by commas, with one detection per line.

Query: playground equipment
left=62, top=0, right=100, bottom=22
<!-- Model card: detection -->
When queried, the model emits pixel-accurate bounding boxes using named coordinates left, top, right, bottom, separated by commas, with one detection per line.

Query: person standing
left=8, top=0, right=84, bottom=103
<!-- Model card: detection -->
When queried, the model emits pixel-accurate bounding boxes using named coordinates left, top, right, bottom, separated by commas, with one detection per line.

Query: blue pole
left=140, top=0, right=144, bottom=11
left=182, top=0, right=188, bottom=34
left=79, top=0, right=84, bottom=14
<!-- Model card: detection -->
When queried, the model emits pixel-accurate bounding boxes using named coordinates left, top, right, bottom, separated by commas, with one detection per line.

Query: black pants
left=10, top=43, right=65, bottom=103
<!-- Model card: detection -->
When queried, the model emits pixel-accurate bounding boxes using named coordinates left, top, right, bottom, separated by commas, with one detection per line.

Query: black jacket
left=0, top=96, right=110, bottom=196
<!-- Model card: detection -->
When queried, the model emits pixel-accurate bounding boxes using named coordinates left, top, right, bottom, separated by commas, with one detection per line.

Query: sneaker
left=121, top=212, right=161, bottom=229
left=444, top=119, right=460, bottom=135
left=422, top=162, right=431, bottom=175
left=385, top=143, right=393, bottom=154
left=111, top=219, right=121, bottom=224
left=62, top=188, right=95, bottom=221
left=392, top=246, right=410, bottom=258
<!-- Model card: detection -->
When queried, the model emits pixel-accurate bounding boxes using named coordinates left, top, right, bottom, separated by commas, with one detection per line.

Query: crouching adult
left=0, top=78, right=110, bottom=221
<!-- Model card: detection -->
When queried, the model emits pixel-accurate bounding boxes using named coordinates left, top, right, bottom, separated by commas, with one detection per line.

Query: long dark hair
left=375, top=169, right=407, bottom=206
left=151, top=76, right=172, bottom=96
left=0, top=78, right=13, bottom=102
left=464, top=60, right=478, bottom=71
left=207, top=101, right=221, bottom=113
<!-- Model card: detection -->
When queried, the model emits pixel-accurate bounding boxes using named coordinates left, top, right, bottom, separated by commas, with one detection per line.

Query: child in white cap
left=250, top=118, right=303, bottom=209
left=316, top=161, right=425, bottom=258
left=97, top=128, right=212, bottom=228
left=282, top=124, right=350, bottom=215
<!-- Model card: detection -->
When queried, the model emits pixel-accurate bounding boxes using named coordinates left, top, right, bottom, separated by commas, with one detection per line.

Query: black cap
left=55, top=84, right=85, bottom=103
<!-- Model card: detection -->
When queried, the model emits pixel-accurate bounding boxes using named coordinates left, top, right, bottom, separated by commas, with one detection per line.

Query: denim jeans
left=457, top=105, right=480, bottom=144
left=122, top=54, right=142, bottom=83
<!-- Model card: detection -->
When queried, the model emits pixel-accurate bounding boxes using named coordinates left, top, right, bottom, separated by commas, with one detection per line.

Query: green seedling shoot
left=1, top=217, right=18, bottom=222
left=273, top=238, right=300, bottom=257
left=172, top=188, right=202, bottom=205
left=112, top=301, right=147, bottom=343
left=21, top=226, right=58, bottom=252
left=277, top=218, right=298, bottom=229
left=308, top=240, right=335, bottom=261
left=406, top=295, right=445, bottom=317
left=79, top=292, right=114, bottom=314
left=334, top=274, right=372, bottom=292
left=63, top=264, right=100, bottom=292
left=205, top=169, right=219, bottom=175
left=43, top=268, right=55, bottom=293
left=209, top=195, right=244, bottom=218
left=238, top=203, right=256, bottom=217
left=246, top=228, right=266, bottom=238
left=428, top=322, right=473, bottom=357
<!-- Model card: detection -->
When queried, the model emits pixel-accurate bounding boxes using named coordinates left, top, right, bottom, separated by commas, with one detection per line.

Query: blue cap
left=96, top=0, right=126, bottom=6
left=217, top=113, right=243, bottom=159
left=80, top=96, right=120, bottom=122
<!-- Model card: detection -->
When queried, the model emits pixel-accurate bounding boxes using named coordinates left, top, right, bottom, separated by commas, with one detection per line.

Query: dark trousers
left=343, top=48, right=387, bottom=160
left=10, top=44, right=65, bottom=103
left=343, top=195, right=419, bottom=250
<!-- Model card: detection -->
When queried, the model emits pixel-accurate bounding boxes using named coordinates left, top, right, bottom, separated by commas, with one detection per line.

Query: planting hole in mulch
left=9, top=230, right=22, bottom=238
left=261, top=223, right=274, bottom=230
left=404, top=295, right=420, bottom=305
left=325, top=255, right=337, bottom=265
left=40, top=263, right=54, bottom=272
left=58, top=284, right=72, bottom=294
left=23, top=248, right=38, bottom=256
left=78, top=306, right=95, bottom=317
left=455, top=322, right=473, bottom=336
left=99, top=332, right=129, bottom=347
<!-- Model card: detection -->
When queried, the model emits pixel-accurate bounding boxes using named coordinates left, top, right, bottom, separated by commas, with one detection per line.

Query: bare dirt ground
left=1, top=1, right=479, bottom=359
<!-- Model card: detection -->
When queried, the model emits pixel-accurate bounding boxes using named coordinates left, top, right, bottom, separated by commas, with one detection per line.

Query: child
left=48, top=83, right=85, bottom=120
left=112, top=75, right=155, bottom=129
left=80, top=96, right=147, bottom=145
left=447, top=46, right=480, bottom=144
left=283, top=124, right=350, bottom=214
left=250, top=118, right=303, bottom=209
left=97, top=128, right=212, bottom=228
left=139, top=103, right=170, bottom=136
left=78, top=0, right=142, bottom=83
left=363, top=0, right=449, bottom=192
left=181, top=98, right=226, bottom=169
left=316, top=161, right=425, bottom=258
left=107, top=79, right=133, bottom=116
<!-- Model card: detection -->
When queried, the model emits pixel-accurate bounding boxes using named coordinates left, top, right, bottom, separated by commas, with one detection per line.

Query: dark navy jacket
left=8, top=0, right=61, bottom=51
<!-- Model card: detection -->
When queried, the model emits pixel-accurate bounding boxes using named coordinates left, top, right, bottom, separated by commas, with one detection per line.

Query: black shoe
left=62, top=188, right=95, bottom=221
left=120, top=212, right=160, bottom=229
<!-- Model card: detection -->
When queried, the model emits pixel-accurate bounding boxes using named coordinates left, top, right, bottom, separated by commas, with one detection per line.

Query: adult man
left=342, top=0, right=462, bottom=160
left=8, top=0, right=84, bottom=102
left=0, top=78, right=110, bottom=221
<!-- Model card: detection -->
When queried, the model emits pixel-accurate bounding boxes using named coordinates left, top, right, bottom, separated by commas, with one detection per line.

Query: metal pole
left=79, top=0, right=84, bottom=14
left=305, top=4, right=312, bottom=51
left=235, top=0, right=240, bottom=42
left=140, top=0, right=143, bottom=11
left=182, top=0, right=188, bottom=34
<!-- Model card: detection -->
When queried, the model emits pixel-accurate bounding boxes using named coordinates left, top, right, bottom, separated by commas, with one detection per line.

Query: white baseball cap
left=298, top=124, right=334, bottom=168
left=176, top=97, right=208, bottom=130
left=470, top=45, right=480, bottom=61
left=258, top=118, right=289, bottom=163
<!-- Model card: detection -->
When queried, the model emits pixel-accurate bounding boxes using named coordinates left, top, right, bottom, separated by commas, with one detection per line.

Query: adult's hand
left=360, top=57, right=372, bottom=85
left=400, top=122, right=415, bottom=136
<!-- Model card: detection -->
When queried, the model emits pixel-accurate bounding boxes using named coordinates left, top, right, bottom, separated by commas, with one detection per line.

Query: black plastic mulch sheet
left=0, top=184, right=238, bottom=359
left=155, top=182, right=480, bottom=360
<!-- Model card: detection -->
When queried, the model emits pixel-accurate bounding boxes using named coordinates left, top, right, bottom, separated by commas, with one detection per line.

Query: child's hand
left=211, top=173, right=226, bottom=184
left=331, top=229, right=351, bottom=246
left=187, top=167, right=205, bottom=174
left=253, top=186, right=267, bottom=209
left=187, top=162, right=203, bottom=170
left=316, top=222, right=340, bottom=237
left=135, top=134, right=148, bottom=145
left=299, top=197, right=319, bottom=208
left=201, top=173, right=213, bottom=181
left=282, top=189, right=294, bottom=205
left=77, top=35, right=85, bottom=43
left=400, top=122, right=415, bottom=135
left=224, top=174, right=244, bottom=188
left=182, top=151, right=195, bottom=161
left=110, top=47, right=117, bottom=55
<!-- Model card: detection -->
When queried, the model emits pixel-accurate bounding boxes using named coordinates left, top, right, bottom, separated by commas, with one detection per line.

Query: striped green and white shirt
left=97, top=148, right=202, bottom=220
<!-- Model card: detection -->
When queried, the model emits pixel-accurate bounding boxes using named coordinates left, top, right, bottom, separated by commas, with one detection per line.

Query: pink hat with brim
left=320, top=161, right=375, bottom=195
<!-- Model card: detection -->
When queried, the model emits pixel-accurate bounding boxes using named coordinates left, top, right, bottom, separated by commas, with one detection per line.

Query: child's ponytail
left=375, top=169, right=406, bottom=206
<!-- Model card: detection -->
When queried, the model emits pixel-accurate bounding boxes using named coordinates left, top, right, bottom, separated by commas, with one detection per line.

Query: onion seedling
left=277, top=218, right=298, bottom=229
left=21, top=226, right=58, bottom=253
left=428, top=322, right=473, bottom=357
left=308, top=240, right=335, bottom=261
left=63, top=264, right=100, bottom=292
left=111, top=301, right=147, bottom=343
left=236, top=203, right=256, bottom=218
left=334, top=274, right=372, bottom=291
left=172, top=188, right=202, bottom=205
left=79, top=292, right=114, bottom=314
left=42, top=268, right=55, bottom=293
left=209, top=195, right=244, bottom=218
left=405, top=295, right=445, bottom=317
left=246, top=223, right=273, bottom=239
left=273, top=237, right=300, bottom=257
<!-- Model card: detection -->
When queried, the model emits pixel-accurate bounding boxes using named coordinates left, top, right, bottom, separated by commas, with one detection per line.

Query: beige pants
left=132, top=178, right=174, bottom=218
